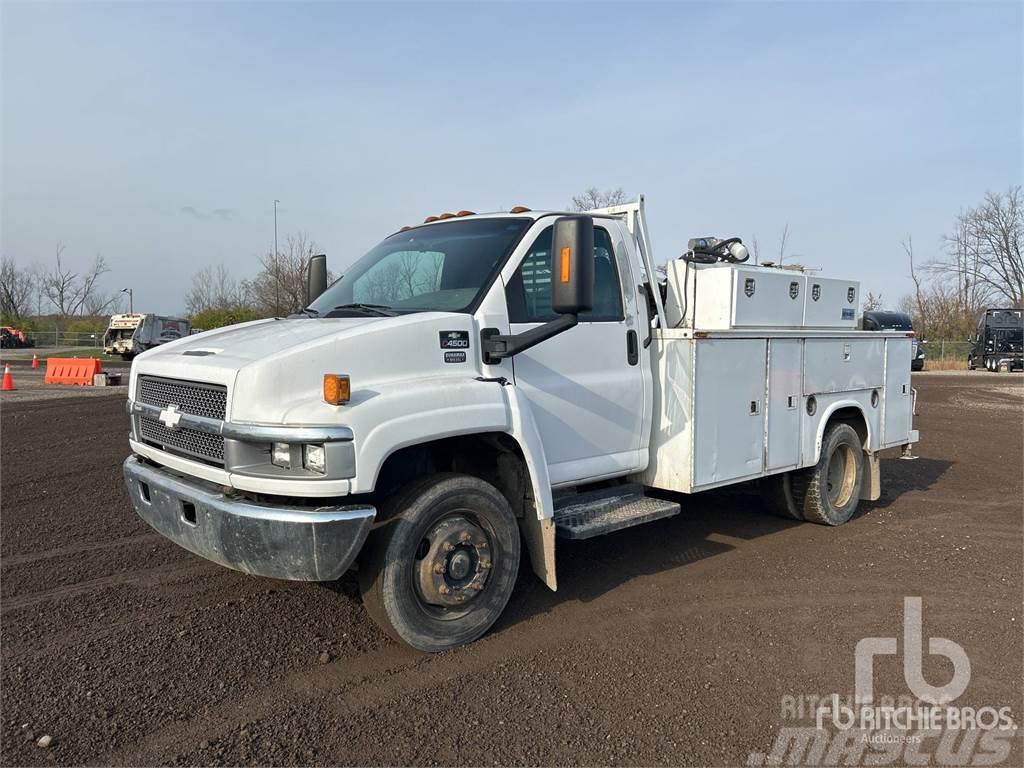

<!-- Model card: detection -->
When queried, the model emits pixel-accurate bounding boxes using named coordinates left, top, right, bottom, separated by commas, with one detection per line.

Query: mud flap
left=860, top=451, right=881, bottom=501
left=519, top=515, right=557, bottom=591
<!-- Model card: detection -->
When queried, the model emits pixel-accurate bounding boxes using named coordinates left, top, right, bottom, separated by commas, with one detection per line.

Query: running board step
left=553, top=484, right=680, bottom=540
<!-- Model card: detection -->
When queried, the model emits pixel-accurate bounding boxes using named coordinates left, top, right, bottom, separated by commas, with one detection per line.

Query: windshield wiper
left=327, top=303, right=398, bottom=317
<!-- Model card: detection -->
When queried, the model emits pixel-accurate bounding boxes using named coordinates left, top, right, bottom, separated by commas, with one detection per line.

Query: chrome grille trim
left=138, top=376, right=226, bottom=421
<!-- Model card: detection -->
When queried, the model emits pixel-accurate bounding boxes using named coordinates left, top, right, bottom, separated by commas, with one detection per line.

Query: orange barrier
left=44, top=357, right=103, bottom=386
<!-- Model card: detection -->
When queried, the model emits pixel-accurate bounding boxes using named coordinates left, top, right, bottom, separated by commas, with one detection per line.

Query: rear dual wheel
left=761, top=423, right=863, bottom=526
left=359, top=473, right=520, bottom=653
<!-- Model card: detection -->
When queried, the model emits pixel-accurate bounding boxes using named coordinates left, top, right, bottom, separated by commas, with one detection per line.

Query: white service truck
left=104, top=313, right=190, bottom=360
left=122, top=198, right=918, bottom=651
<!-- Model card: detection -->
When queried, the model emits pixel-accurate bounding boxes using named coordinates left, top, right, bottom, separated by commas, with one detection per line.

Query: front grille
left=139, top=417, right=225, bottom=464
left=138, top=376, right=226, bottom=420
left=137, top=376, right=228, bottom=465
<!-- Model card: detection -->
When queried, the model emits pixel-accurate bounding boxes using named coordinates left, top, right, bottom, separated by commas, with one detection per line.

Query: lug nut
left=433, top=563, right=446, bottom=574
left=443, top=542, right=455, bottom=552
left=439, top=585, right=450, bottom=595
left=479, top=559, right=492, bottom=570
left=459, top=531, right=472, bottom=543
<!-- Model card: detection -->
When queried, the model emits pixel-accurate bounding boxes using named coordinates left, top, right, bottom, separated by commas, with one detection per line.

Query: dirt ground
left=1, top=373, right=1021, bottom=766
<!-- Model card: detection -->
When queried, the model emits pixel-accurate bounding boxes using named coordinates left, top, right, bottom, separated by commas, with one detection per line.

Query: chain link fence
left=925, top=341, right=972, bottom=361
left=20, top=331, right=104, bottom=349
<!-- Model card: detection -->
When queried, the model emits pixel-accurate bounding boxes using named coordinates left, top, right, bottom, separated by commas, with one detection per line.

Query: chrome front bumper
left=123, top=455, right=375, bottom=581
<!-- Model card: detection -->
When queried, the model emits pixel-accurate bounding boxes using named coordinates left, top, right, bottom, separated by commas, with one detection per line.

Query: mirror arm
left=481, top=314, right=578, bottom=364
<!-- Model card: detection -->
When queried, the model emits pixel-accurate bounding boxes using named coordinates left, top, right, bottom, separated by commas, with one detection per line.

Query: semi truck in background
left=103, top=313, right=189, bottom=360
left=120, top=196, right=918, bottom=652
left=968, top=308, right=1024, bottom=372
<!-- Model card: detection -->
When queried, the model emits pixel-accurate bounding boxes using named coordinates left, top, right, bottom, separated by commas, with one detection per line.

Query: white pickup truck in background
left=122, top=197, right=918, bottom=651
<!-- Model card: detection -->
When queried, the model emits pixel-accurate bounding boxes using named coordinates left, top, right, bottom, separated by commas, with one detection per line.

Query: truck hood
left=130, top=313, right=483, bottom=423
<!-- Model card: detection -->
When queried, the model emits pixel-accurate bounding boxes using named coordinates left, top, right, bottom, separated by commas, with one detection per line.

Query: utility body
left=122, top=198, right=918, bottom=651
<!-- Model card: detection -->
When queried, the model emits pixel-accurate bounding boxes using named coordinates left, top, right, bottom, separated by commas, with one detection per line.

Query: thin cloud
left=180, top=206, right=234, bottom=220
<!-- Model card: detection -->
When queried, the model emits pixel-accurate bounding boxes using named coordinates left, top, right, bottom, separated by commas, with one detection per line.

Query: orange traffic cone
left=31, top=353, right=39, bottom=369
left=1, top=364, right=15, bottom=391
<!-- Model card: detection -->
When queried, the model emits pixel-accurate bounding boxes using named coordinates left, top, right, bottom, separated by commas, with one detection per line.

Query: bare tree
left=570, top=187, right=629, bottom=212
left=932, top=187, right=1023, bottom=308
left=185, top=264, right=246, bottom=315
left=247, top=232, right=319, bottom=316
left=40, top=243, right=115, bottom=320
left=863, top=292, right=884, bottom=311
left=777, top=223, right=790, bottom=265
left=0, top=256, right=36, bottom=321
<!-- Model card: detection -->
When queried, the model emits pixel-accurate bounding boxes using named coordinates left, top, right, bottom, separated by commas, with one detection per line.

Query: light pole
left=273, top=199, right=280, bottom=315
left=121, top=288, right=133, bottom=314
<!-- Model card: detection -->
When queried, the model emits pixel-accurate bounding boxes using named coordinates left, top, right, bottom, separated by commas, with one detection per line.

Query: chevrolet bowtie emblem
left=158, top=404, right=183, bottom=431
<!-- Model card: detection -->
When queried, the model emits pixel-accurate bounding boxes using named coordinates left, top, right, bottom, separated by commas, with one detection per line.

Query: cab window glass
left=506, top=226, right=623, bottom=323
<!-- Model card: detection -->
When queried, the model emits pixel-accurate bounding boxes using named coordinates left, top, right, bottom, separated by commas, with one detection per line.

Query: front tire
left=788, top=423, right=864, bottom=526
left=359, top=473, right=520, bottom=652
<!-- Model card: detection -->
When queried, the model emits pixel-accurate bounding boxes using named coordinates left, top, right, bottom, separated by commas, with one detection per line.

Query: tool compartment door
left=692, top=339, right=767, bottom=487
left=883, top=338, right=912, bottom=446
left=766, top=338, right=803, bottom=471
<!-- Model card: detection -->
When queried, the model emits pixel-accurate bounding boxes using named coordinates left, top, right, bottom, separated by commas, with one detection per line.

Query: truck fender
left=813, top=399, right=873, bottom=463
left=502, top=385, right=557, bottom=591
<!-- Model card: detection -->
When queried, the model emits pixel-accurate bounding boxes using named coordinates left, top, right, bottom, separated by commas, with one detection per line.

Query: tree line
left=900, top=186, right=1022, bottom=340
left=184, top=232, right=327, bottom=329
left=4, top=188, right=1019, bottom=339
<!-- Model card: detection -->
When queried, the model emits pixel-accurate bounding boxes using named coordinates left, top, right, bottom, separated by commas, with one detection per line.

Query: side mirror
left=551, top=215, right=594, bottom=315
left=306, top=254, right=328, bottom=304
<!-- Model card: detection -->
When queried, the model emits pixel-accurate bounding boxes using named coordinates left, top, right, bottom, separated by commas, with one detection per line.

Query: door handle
left=626, top=329, right=639, bottom=366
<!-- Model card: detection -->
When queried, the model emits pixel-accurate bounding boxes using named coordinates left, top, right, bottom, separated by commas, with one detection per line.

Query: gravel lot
left=1, top=373, right=1021, bottom=766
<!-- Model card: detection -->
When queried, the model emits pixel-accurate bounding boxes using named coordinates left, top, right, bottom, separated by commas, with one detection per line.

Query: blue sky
left=2, top=1, right=1021, bottom=314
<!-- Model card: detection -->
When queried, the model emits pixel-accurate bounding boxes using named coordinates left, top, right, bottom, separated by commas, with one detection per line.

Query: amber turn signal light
left=323, top=374, right=351, bottom=405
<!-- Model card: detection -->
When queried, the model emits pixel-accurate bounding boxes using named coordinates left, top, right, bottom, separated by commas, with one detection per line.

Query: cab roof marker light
left=423, top=215, right=439, bottom=223
left=456, top=210, right=475, bottom=217
left=509, top=205, right=531, bottom=213
left=438, top=212, right=456, bottom=220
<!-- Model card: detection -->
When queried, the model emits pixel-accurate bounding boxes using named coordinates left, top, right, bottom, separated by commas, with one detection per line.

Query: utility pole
left=273, top=199, right=280, bottom=315
left=121, top=287, right=133, bottom=313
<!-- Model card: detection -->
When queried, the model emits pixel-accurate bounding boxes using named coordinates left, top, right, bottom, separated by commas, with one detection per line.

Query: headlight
left=271, top=442, right=291, bottom=469
left=303, top=444, right=326, bottom=474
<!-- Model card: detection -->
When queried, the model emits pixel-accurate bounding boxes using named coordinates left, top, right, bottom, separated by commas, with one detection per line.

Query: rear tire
left=788, top=423, right=863, bottom=526
left=359, top=473, right=520, bottom=653
left=968, top=356, right=976, bottom=371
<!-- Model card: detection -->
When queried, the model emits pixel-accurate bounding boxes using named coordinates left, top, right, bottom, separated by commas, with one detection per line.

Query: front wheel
left=359, top=473, right=520, bottom=652
left=788, top=423, right=864, bottom=526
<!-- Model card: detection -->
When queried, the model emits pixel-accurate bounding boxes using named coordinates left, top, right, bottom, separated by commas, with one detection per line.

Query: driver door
left=504, top=223, right=646, bottom=486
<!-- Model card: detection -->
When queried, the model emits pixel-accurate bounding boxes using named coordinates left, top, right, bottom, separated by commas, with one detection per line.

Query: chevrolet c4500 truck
left=123, top=197, right=918, bottom=651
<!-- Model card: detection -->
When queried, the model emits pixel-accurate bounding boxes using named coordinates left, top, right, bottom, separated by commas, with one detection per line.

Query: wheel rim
left=412, top=513, right=494, bottom=620
left=826, top=444, right=858, bottom=508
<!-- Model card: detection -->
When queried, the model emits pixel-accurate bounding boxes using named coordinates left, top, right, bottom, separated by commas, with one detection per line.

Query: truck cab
left=122, top=198, right=918, bottom=651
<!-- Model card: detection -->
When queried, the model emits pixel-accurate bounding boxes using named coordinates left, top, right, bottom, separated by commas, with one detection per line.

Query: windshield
left=308, top=217, right=531, bottom=316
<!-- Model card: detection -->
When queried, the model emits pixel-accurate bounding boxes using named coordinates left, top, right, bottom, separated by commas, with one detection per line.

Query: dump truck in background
left=103, top=314, right=189, bottom=360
